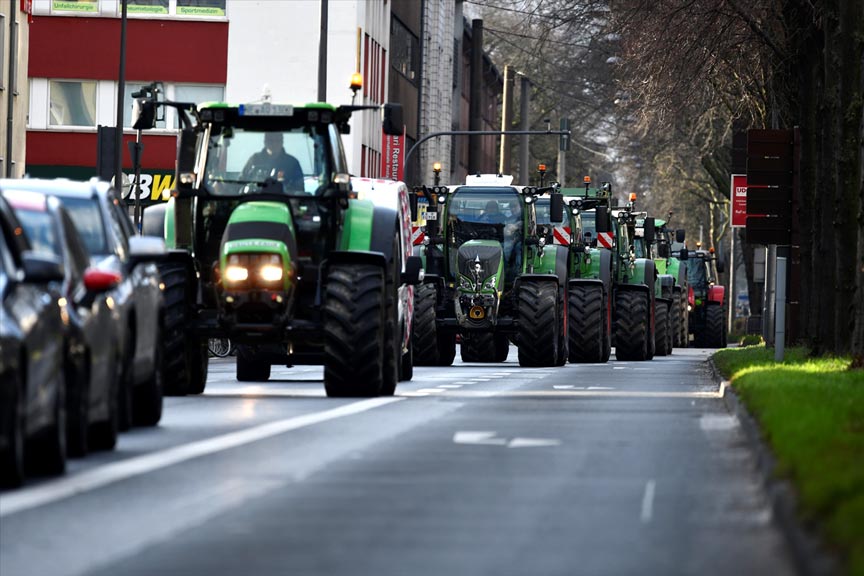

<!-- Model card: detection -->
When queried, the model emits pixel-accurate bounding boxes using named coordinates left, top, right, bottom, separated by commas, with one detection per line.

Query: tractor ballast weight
left=411, top=174, right=569, bottom=368
left=138, top=96, right=422, bottom=397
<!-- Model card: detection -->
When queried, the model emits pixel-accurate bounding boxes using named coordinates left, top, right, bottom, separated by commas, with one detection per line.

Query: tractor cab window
left=446, top=187, right=522, bottom=281
left=687, top=256, right=710, bottom=290
left=204, top=126, right=331, bottom=196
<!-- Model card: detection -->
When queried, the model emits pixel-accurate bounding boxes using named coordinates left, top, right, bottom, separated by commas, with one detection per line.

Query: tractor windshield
left=446, top=187, right=523, bottom=282
left=687, top=256, right=710, bottom=290
left=203, top=125, right=332, bottom=197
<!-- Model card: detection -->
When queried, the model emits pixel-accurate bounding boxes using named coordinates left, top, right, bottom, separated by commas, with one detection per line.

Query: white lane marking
left=0, top=397, right=401, bottom=518
left=453, top=431, right=508, bottom=445
left=641, top=480, right=656, bottom=523
left=613, top=366, right=627, bottom=370
left=554, top=385, right=575, bottom=390
left=415, top=388, right=446, bottom=395
left=438, top=384, right=463, bottom=389
left=508, top=438, right=561, bottom=448
left=587, top=386, right=615, bottom=391
left=700, top=414, right=740, bottom=431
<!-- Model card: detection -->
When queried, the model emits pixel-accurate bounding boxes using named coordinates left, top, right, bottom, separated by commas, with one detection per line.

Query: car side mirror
left=21, top=253, right=65, bottom=284
left=382, top=103, right=404, bottom=136
left=676, top=229, right=685, bottom=243
left=128, top=235, right=167, bottom=264
left=409, top=192, right=419, bottom=222
left=83, top=268, right=122, bottom=292
left=401, top=256, right=424, bottom=285
left=716, top=259, right=725, bottom=274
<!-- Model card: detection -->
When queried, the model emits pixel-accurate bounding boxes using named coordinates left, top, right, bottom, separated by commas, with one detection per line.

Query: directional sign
left=746, top=129, right=794, bottom=244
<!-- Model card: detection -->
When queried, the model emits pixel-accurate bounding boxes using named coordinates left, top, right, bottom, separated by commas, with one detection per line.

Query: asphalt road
left=0, top=348, right=794, bottom=576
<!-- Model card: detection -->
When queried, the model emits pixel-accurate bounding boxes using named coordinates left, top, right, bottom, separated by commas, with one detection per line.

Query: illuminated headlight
left=459, top=275, right=474, bottom=291
left=260, top=264, right=283, bottom=282
left=687, top=304, right=692, bottom=312
left=225, top=266, right=249, bottom=282
left=483, top=276, right=497, bottom=290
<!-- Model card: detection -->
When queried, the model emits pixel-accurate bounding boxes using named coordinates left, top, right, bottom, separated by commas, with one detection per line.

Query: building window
left=49, top=80, right=97, bottom=127
left=390, top=17, right=419, bottom=85
left=177, top=0, right=226, bottom=17
left=172, top=84, right=224, bottom=127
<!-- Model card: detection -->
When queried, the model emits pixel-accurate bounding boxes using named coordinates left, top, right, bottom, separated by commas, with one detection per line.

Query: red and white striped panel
left=552, top=226, right=571, bottom=246
left=412, top=226, right=425, bottom=246
left=597, top=232, right=614, bottom=249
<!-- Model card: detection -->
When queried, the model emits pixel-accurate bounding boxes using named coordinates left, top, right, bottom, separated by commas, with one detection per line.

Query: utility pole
left=318, top=0, right=328, bottom=102
left=114, top=0, right=128, bottom=198
left=518, top=75, right=531, bottom=185
left=498, top=65, right=514, bottom=175
left=557, top=117, right=569, bottom=186
left=468, top=19, right=483, bottom=173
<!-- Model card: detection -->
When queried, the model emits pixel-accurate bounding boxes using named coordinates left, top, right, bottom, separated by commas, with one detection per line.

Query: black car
left=3, top=187, right=125, bottom=456
left=3, top=179, right=167, bottom=429
left=0, top=195, right=67, bottom=487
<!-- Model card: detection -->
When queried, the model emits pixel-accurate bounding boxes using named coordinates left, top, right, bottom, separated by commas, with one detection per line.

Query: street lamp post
left=433, top=162, right=442, bottom=186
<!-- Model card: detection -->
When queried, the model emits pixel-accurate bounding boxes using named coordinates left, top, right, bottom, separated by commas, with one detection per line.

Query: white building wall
left=225, top=0, right=389, bottom=176
left=419, top=0, right=454, bottom=185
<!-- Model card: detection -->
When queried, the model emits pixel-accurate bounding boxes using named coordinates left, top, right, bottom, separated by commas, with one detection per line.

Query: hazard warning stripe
left=412, top=226, right=425, bottom=246
left=597, top=232, right=614, bottom=249
left=552, top=226, right=571, bottom=246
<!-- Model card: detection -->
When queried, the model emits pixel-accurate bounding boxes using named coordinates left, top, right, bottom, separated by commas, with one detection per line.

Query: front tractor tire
left=517, top=281, right=559, bottom=367
left=323, top=263, right=387, bottom=397
left=160, top=260, right=208, bottom=395
left=568, top=284, right=605, bottom=363
left=614, top=290, right=650, bottom=361
left=655, top=301, right=672, bottom=356
left=461, top=333, right=509, bottom=363
left=236, top=348, right=272, bottom=382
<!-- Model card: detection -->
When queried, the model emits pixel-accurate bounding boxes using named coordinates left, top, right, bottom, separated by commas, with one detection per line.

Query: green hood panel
left=228, top=201, right=292, bottom=226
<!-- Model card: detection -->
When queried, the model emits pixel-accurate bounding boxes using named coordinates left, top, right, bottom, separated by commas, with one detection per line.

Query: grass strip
left=713, top=345, right=864, bottom=575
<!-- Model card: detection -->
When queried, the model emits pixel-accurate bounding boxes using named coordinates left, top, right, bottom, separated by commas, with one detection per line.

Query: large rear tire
left=381, top=240, right=401, bottom=396
left=461, top=333, right=499, bottom=363
left=323, top=263, right=386, bottom=397
left=517, top=281, right=559, bottom=367
left=159, top=260, right=208, bottom=395
left=705, top=303, right=725, bottom=348
left=655, top=301, right=671, bottom=356
left=411, top=283, right=440, bottom=366
left=614, top=290, right=649, bottom=361
left=555, top=287, right=568, bottom=366
left=568, top=284, right=604, bottom=363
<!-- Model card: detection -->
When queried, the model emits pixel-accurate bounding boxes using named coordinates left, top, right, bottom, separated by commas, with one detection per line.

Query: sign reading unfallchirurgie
left=52, top=0, right=97, bottom=12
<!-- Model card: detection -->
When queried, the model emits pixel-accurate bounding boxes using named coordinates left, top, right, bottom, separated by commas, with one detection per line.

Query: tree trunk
left=849, top=0, right=864, bottom=368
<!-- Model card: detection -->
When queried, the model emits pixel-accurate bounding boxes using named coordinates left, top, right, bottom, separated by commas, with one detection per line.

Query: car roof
left=0, top=177, right=111, bottom=200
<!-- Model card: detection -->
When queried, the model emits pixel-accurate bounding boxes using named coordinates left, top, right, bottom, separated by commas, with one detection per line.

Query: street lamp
left=432, top=162, right=442, bottom=185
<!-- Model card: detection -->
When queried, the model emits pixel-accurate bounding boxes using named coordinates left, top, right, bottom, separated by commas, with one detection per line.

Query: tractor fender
left=708, top=285, right=725, bottom=304
left=344, top=203, right=400, bottom=265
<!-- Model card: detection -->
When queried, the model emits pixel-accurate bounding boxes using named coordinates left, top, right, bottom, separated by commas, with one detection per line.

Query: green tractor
left=411, top=174, right=568, bottom=367
left=686, top=247, right=727, bottom=348
left=536, top=182, right=612, bottom=363
left=135, top=96, right=423, bottom=397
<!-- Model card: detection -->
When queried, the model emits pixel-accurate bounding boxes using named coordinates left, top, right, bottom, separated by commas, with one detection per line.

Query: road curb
left=708, top=357, right=840, bottom=576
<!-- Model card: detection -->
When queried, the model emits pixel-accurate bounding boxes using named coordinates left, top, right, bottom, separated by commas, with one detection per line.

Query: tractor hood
left=457, top=240, right=503, bottom=292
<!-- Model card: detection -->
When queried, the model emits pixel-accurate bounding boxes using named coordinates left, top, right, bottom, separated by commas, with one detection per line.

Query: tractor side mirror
left=550, top=193, right=564, bottom=223
left=676, top=229, right=686, bottom=243
left=678, top=249, right=689, bottom=261
left=409, top=192, right=418, bottom=222
left=716, top=259, right=726, bottom=274
left=402, top=256, right=424, bottom=285
left=658, top=243, right=670, bottom=258
left=175, top=128, right=198, bottom=196
left=131, top=98, right=157, bottom=130
left=382, top=103, right=404, bottom=136
left=643, top=217, right=655, bottom=246
left=595, top=206, right=609, bottom=234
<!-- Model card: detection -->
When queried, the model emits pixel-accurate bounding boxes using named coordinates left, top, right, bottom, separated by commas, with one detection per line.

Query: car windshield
left=15, top=209, right=60, bottom=258
left=204, top=126, right=331, bottom=196
left=447, top=187, right=522, bottom=280
left=54, top=196, right=109, bottom=255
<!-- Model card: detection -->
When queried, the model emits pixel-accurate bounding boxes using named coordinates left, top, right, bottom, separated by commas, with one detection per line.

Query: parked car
left=2, top=179, right=166, bottom=429
left=3, top=187, right=124, bottom=456
left=0, top=195, right=67, bottom=487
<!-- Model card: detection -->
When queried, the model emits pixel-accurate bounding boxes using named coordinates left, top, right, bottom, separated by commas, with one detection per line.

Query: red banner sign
left=731, top=174, right=747, bottom=228
left=381, top=128, right=405, bottom=182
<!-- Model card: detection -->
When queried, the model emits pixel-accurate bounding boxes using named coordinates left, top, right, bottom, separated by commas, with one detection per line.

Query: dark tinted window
left=55, top=196, right=109, bottom=255
left=15, top=209, right=60, bottom=257
left=59, top=209, right=90, bottom=278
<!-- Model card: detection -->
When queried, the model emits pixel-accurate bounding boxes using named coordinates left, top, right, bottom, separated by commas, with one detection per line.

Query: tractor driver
left=242, top=132, right=305, bottom=192
left=478, top=199, right=506, bottom=224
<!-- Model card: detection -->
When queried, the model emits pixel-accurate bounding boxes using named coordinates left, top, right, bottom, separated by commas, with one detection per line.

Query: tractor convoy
left=131, top=87, right=725, bottom=397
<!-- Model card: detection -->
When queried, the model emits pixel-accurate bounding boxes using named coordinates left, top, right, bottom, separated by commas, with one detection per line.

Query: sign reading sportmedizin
left=731, top=174, right=747, bottom=228
left=381, top=128, right=405, bottom=182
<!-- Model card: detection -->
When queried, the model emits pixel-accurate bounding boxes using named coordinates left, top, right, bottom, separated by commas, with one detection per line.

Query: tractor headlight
left=483, top=276, right=497, bottom=291
left=260, top=264, right=283, bottom=283
left=225, top=265, right=249, bottom=283
left=459, top=275, right=474, bottom=291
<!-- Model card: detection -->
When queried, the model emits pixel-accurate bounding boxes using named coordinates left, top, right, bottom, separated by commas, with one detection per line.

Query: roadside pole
left=775, top=256, right=786, bottom=361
